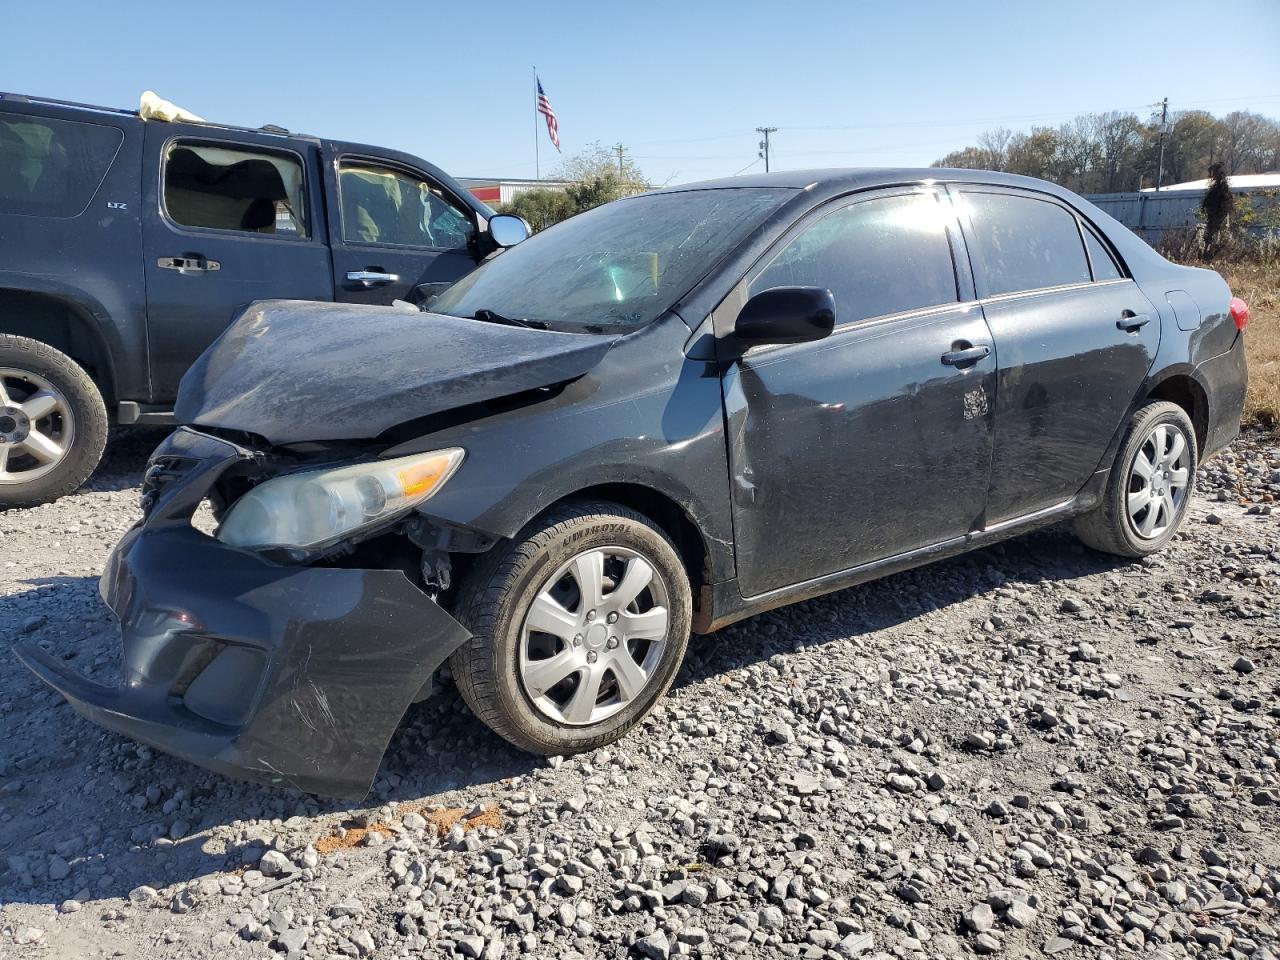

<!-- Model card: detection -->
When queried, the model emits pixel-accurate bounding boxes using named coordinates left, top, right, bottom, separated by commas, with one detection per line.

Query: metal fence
left=1086, top=187, right=1280, bottom=247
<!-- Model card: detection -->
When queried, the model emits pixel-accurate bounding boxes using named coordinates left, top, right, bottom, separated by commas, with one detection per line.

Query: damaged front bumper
left=13, top=427, right=471, bottom=800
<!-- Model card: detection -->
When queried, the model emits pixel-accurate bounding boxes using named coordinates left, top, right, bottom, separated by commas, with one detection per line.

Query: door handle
left=158, top=256, right=220, bottom=273
left=941, top=344, right=991, bottom=366
left=1117, top=311, right=1151, bottom=332
left=347, top=270, right=400, bottom=287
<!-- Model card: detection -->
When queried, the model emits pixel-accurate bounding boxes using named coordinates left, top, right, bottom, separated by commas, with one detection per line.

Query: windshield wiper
left=472, top=308, right=546, bottom=330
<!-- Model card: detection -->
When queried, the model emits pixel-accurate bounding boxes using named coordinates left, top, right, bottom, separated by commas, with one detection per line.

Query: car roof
left=655, top=167, right=1077, bottom=197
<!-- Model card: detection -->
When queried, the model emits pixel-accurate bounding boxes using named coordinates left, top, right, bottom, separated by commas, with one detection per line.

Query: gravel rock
left=258, top=850, right=294, bottom=877
left=127, top=885, right=159, bottom=906
left=633, top=929, right=670, bottom=959
left=966, top=902, right=995, bottom=932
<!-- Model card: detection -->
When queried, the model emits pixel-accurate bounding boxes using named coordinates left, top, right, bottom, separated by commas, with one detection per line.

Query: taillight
left=1229, top=296, right=1249, bottom=331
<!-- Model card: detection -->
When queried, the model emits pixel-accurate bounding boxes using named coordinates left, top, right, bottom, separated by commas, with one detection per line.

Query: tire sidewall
left=1111, top=403, right=1198, bottom=555
left=483, top=513, right=691, bottom=753
left=0, top=336, right=107, bottom=508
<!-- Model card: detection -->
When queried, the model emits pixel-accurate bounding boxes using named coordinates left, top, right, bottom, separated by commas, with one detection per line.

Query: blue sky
left=3, top=0, right=1278, bottom=186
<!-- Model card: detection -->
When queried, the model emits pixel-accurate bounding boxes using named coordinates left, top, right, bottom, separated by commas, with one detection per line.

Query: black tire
left=449, top=500, right=692, bottom=755
left=1073, top=400, right=1198, bottom=558
left=0, top=335, right=108, bottom=509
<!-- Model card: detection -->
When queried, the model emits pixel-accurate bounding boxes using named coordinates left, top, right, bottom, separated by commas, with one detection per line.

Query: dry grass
left=1217, top=262, right=1280, bottom=430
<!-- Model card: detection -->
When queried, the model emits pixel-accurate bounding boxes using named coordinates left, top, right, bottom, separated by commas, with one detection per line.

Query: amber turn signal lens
left=397, top=457, right=455, bottom=497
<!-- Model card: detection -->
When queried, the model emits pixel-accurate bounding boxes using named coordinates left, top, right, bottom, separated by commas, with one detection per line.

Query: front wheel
left=1074, top=400, right=1198, bottom=557
left=0, top=335, right=108, bottom=508
left=449, top=501, right=692, bottom=755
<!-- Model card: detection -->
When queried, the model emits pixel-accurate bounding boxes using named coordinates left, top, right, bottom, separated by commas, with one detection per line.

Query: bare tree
left=976, top=128, right=1013, bottom=171
left=1005, top=128, right=1058, bottom=181
left=1219, top=111, right=1274, bottom=173
left=1052, top=116, right=1102, bottom=191
left=932, top=105, right=1278, bottom=191
left=1089, top=111, right=1143, bottom=192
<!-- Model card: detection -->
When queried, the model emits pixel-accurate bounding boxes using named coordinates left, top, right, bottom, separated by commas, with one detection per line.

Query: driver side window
left=338, top=162, right=474, bottom=249
left=750, top=192, right=959, bottom=325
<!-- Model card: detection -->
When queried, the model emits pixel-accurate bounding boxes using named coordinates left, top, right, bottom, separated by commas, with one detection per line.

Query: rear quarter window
left=959, top=191, right=1090, bottom=296
left=1083, top=227, right=1124, bottom=281
left=0, top=112, right=124, bottom=218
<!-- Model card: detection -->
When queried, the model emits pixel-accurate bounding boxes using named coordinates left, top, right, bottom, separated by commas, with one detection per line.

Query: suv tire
left=0, top=334, right=108, bottom=508
left=449, top=500, right=692, bottom=755
left=1074, top=400, right=1198, bottom=558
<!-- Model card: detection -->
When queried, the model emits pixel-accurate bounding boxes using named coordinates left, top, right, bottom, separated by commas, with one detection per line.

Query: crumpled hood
left=175, top=300, right=618, bottom=444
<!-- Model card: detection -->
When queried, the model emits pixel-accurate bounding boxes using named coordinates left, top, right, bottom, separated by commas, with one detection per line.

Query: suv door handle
left=1117, top=311, right=1151, bottom=332
left=347, top=270, right=400, bottom=287
left=158, top=256, right=220, bottom=273
left=941, top=344, right=991, bottom=366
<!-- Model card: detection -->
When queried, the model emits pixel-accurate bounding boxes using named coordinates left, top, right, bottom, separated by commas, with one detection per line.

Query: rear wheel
left=449, top=501, right=692, bottom=755
left=0, top=335, right=107, bottom=508
left=1073, top=400, right=1197, bottom=557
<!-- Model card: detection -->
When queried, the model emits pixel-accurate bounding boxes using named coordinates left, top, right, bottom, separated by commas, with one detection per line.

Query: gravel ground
left=2, top=428, right=1278, bottom=960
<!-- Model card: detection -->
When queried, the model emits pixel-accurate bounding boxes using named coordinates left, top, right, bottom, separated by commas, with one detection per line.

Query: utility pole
left=1155, top=97, right=1169, bottom=192
left=756, top=126, right=777, bottom=172
left=614, top=143, right=626, bottom=176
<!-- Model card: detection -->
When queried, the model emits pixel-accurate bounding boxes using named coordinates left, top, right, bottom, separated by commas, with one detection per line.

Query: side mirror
left=734, top=286, right=836, bottom=345
left=488, top=214, right=530, bottom=248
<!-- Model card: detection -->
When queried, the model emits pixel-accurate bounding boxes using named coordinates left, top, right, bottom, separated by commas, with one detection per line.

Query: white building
left=1141, top=172, right=1280, bottom=192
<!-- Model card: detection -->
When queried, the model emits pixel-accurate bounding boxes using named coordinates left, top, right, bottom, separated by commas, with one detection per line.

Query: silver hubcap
left=1126, top=422, right=1190, bottom=539
left=519, top=546, right=670, bottom=726
left=0, top=368, right=74, bottom=485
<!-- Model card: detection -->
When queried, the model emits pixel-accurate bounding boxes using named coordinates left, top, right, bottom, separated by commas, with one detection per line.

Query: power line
left=630, top=131, right=752, bottom=146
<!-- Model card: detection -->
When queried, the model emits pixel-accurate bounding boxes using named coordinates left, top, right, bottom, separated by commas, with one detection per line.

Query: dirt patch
left=314, top=822, right=393, bottom=856
left=427, top=806, right=502, bottom=838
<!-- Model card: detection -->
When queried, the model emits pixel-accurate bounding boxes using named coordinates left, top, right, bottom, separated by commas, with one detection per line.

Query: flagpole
left=533, top=66, right=541, bottom=181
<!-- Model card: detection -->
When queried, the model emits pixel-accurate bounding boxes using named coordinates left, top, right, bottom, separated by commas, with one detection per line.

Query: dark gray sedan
left=17, top=168, right=1249, bottom=798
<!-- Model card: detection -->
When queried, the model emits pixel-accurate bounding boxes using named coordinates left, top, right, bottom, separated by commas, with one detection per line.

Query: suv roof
left=0, top=91, right=313, bottom=142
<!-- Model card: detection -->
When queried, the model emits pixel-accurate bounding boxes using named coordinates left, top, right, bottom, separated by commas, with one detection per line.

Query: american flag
left=536, top=77, right=560, bottom=152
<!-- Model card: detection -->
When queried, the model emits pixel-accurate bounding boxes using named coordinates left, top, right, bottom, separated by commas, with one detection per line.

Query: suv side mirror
left=734, top=286, right=836, bottom=345
left=488, top=214, right=530, bottom=248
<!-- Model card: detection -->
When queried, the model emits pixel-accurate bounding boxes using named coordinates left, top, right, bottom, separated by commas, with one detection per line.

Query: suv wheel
left=0, top=335, right=108, bottom=508
left=1073, top=400, right=1198, bottom=557
left=449, top=501, right=692, bottom=755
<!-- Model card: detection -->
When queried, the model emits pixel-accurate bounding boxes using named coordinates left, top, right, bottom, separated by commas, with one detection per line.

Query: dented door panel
left=723, top=303, right=996, bottom=597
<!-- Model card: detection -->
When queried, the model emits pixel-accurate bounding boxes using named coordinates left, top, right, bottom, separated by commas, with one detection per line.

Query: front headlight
left=217, top=448, right=464, bottom=550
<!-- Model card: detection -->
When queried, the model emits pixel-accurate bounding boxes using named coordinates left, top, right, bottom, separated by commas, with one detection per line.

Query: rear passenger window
left=164, top=142, right=308, bottom=237
left=959, top=191, right=1090, bottom=296
left=0, top=112, right=123, bottom=218
left=1083, top=227, right=1123, bottom=281
left=750, top=193, right=958, bottom=324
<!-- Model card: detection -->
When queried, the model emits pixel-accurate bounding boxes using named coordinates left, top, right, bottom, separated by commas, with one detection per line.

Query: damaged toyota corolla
left=16, top=169, right=1248, bottom=799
